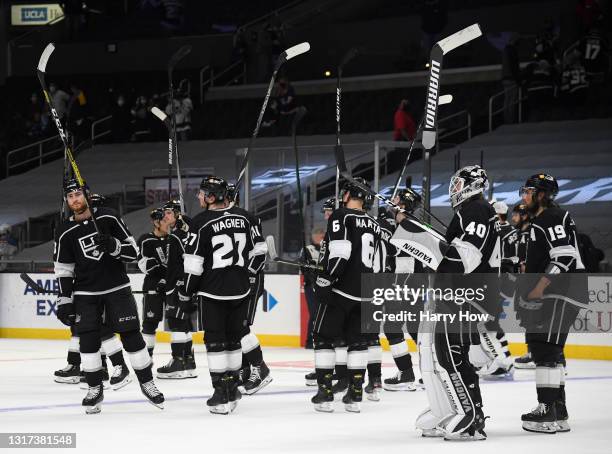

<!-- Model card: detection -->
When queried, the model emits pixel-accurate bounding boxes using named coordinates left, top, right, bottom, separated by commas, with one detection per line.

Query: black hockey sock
left=171, top=342, right=183, bottom=357
left=185, top=339, right=193, bottom=357
left=335, top=363, right=347, bottom=379
left=241, top=352, right=250, bottom=370
left=121, top=330, right=153, bottom=384
left=67, top=350, right=81, bottom=366
left=244, top=345, right=263, bottom=367
left=108, top=350, right=127, bottom=367
left=134, top=366, right=153, bottom=384
left=101, top=354, right=108, bottom=370
left=367, top=362, right=381, bottom=379
left=85, top=370, right=103, bottom=387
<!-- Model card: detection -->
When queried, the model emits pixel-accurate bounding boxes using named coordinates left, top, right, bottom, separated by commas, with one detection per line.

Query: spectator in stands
left=166, top=90, right=193, bottom=140
left=68, top=84, right=89, bottom=147
left=275, top=77, right=298, bottom=135
left=561, top=49, right=589, bottom=110
left=393, top=99, right=416, bottom=142
left=111, top=94, right=132, bottom=143
left=522, top=59, right=557, bottom=121
left=581, top=18, right=610, bottom=85
left=130, top=95, right=151, bottom=141
left=25, top=93, right=48, bottom=139
left=49, top=83, right=71, bottom=123
left=0, top=224, right=17, bottom=272
left=576, top=0, right=604, bottom=36
left=534, top=19, right=559, bottom=65
left=502, top=34, right=521, bottom=124
left=265, top=17, right=285, bottom=72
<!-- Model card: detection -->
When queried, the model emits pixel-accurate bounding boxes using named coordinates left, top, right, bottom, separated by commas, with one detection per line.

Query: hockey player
left=511, top=203, right=538, bottom=370
left=138, top=207, right=170, bottom=359
left=179, top=176, right=267, bottom=414
left=519, top=173, right=582, bottom=433
left=311, top=178, right=381, bottom=413
left=228, top=187, right=273, bottom=395
left=415, top=165, right=499, bottom=440
left=54, top=179, right=164, bottom=413
left=54, top=192, right=131, bottom=391
left=155, top=200, right=198, bottom=379
left=381, top=188, right=424, bottom=393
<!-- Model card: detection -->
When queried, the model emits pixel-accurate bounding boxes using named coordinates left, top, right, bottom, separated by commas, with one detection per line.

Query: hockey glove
left=313, top=274, right=335, bottom=306
left=178, top=292, right=197, bottom=314
left=56, top=297, right=76, bottom=326
left=155, top=279, right=167, bottom=296
left=94, top=234, right=121, bottom=256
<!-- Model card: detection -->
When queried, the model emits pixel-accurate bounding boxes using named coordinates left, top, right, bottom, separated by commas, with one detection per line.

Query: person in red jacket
left=393, top=99, right=416, bottom=141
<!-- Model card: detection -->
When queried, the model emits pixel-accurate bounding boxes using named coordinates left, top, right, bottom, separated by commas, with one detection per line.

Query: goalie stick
left=19, top=273, right=146, bottom=295
left=265, top=235, right=322, bottom=271
left=421, top=24, right=482, bottom=151
left=38, top=43, right=100, bottom=233
left=235, top=42, right=311, bottom=190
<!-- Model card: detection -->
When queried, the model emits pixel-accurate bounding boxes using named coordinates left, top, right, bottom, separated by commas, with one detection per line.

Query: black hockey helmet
left=63, top=178, right=87, bottom=196
left=449, top=165, right=488, bottom=209
left=520, top=173, right=559, bottom=201
left=162, top=199, right=181, bottom=213
left=512, top=203, right=528, bottom=216
left=340, top=177, right=373, bottom=205
left=321, top=197, right=336, bottom=213
left=150, top=207, right=164, bottom=221
left=395, top=187, right=422, bottom=212
left=199, top=175, right=228, bottom=203
left=89, top=193, right=105, bottom=207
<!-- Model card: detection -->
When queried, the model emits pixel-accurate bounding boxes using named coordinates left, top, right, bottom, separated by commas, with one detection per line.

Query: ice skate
left=364, top=375, right=382, bottom=401
left=241, top=361, right=272, bottom=395
left=311, top=373, right=334, bottom=413
left=110, top=365, right=132, bottom=390
left=305, top=371, right=317, bottom=386
left=514, top=352, right=535, bottom=370
left=184, top=350, right=198, bottom=378
left=82, top=385, right=104, bottom=415
left=342, top=373, right=364, bottom=413
left=555, top=401, right=571, bottom=432
left=54, top=364, right=81, bottom=384
left=207, top=378, right=230, bottom=415
left=521, top=403, right=557, bottom=433
left=140, top=380, right=165, bottom=409
left=383, top=369, right=417, bottom=391
left=156, top=356, right=188, bottom=379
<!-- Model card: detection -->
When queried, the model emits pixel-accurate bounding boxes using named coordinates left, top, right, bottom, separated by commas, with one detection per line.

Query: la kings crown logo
left=79, top=232, right=104, bottom=261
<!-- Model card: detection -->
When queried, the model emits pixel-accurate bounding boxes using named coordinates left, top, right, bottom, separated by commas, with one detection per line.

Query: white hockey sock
left=128, top=348, right=152, bottom=371
left=335, top=346, right=347, bottom=367
left=315, top=348, right=335, bottom=370
left=101, top=335, right=122, bottom=357
left=240, top=332, right=260, bottom=354
left=367, top=345, right=382, bottom=365
left=347, top=349, right=368, bottom=370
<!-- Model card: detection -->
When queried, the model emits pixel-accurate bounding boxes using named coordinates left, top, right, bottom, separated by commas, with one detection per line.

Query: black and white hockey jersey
left=165, top=227, right=188, bottom=296
left=321, top=207, right=382, bottom=301
left=137, top=232, right=168, bottom=292
left=376, top=216, right=397, bottom=273
left=438, top=197, right=500, bottom=274
left=183, top=206, right=266, bottom=300
left=525, top=207, right=583, bottom=275
left=54, top=207, right=138, bottom=297
left=498, top=222, right=519, bottom=273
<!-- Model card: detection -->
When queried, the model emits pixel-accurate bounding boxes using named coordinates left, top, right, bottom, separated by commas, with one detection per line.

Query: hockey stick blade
left=168, top=44, right=192, bottom=70
left=151, top=106, right=171, bottom=128
left=37, top=43, right=56, bottom=72
left=438, top=24, right=482, bottom=55
left=283, top=42, right=310, bottom=61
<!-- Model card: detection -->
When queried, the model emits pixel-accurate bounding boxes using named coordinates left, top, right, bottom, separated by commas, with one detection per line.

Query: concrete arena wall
left=1, top=273, right=611, bottom=360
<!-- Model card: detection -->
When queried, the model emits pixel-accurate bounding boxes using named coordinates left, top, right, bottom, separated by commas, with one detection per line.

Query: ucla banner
left=11, top=4, right=64, bottom=26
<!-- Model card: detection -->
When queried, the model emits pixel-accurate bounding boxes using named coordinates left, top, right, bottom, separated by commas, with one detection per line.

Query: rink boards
left=1, top=273, right=611, bottom=360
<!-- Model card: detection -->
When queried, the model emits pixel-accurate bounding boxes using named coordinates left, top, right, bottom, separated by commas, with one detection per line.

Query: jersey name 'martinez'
left=211, top=217, right=246, bottom=233
left=355, top=217, right=381, bottom=234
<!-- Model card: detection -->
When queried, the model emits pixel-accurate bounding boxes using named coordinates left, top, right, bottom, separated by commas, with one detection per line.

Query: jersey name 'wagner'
left=183, top=206, right=266, bottom=300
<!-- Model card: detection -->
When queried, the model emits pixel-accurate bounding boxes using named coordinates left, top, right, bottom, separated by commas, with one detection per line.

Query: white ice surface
left=1, top=339, right=611, bottom=454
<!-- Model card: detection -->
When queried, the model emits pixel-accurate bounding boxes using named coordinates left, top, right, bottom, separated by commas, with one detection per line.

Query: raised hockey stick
left=265, top=235, right=322, bottom=270
left=334, top=47, right=360, bottom=208
left=390, top=94, right=453, bottom=201
left=166, top=44, right=192, bottom=213
left=235, top=42, right=311, bottom=190
left=292, top=106, right=308, bottom=253
left=37, top=43, right=100, bottom=233
left=422, top=24, right=482, bottom=151
left=151, top=105, right=186, bottom=212
left=19, top=273, right=147, bottom=295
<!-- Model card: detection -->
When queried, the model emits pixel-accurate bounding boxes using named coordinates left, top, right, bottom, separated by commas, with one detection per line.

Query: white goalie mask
left=449, top=165, right=488, bottom=209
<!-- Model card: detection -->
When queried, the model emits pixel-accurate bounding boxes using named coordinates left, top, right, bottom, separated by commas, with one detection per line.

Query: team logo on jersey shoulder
left=78, top=232, right=104, bottom=261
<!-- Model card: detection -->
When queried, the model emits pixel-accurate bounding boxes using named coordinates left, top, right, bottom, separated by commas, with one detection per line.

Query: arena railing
left=488, top=86, right=526, bottom=132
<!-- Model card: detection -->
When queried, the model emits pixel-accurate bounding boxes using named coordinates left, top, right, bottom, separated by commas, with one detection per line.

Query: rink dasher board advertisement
left=0, top=273, right=301, bottom=346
